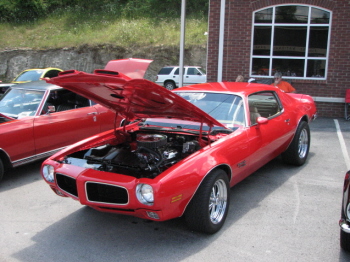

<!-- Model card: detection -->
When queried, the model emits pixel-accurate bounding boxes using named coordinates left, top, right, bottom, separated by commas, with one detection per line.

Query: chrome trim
left=340, top=219, right=350, bottom=234
left=85, top=181, right=129, bottom=206
left=11, top=147, right=66, bottom=167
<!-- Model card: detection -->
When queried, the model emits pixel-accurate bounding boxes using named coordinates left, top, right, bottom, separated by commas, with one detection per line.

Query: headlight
left=42, top=165, right=55, bottom=183
left=136, top=184, right=154, bottom=205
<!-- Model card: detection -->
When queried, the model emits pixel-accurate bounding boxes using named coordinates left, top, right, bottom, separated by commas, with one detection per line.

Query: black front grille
left=86, top=182, right=128, bottom=204
left=56, top=173, right=78, bottom=197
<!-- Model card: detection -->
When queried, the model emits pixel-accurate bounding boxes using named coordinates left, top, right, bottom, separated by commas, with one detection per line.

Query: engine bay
left=63, top=131, right=205, bottom=179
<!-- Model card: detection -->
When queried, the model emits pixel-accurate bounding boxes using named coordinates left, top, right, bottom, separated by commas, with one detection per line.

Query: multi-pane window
left=251, top=5, right=331, bottom=80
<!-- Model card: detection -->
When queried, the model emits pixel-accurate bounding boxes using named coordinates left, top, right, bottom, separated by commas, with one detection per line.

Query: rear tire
left=282, top=121, right=310, bottom=166
left=185, top=169, right=230, bottom=234
left=341, top=229, right=350, bottom=252
left=164, top=81, right=176, bottom=90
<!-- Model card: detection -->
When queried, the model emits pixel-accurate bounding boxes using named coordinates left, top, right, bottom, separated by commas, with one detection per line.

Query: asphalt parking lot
left=1, top=117, right=350, bottom=262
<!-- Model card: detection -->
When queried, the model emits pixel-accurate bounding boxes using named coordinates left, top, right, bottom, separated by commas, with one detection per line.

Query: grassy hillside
left=0, top=1, right=208, bottom=50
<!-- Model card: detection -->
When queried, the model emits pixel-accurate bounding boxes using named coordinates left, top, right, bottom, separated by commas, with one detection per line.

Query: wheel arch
left=181, top=164, right=232, bottom=215
left=300, top=114, right=309, bottom=123
left=285, top=115, right=309, bottom=150
left=164, top=79, right=176, bottom=86
left=183, top=165, right=231, bottom=233
left=0, top=148, right=12, bottom=170
left=213, top=164, right=232, bottom=183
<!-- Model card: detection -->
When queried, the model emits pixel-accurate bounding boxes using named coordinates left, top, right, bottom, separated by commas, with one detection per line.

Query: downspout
left=217, top=0, right=225, bottom=82
left=179, top=0, right=186, bottom=87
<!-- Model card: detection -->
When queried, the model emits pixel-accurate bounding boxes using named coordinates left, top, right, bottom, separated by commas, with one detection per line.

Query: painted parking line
left=334, top=119, right=350, bottom=170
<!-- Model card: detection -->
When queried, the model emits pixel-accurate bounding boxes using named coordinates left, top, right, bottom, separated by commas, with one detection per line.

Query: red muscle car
left=0, top=58, right=152, bottom=182
left=41, top=70, right=316, bottom=234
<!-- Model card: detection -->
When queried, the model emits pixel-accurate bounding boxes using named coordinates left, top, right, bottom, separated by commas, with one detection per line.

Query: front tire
left=341, top=229, right=350, bottom=252
left=185, top=169, right=230, bottom=234
left=164, top=81, right=176, bottom=90
left=282, top=121, right=310, bottom=166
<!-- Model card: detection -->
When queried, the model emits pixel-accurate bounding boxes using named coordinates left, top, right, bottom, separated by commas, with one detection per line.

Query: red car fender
left=147, top=139, right=242, bottom=220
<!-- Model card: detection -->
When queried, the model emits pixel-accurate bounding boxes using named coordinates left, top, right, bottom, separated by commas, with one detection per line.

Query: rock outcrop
left=0, top=45, right=207, bottom=82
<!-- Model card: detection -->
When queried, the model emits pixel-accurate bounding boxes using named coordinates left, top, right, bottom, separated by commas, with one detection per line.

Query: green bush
left=0, top=0, right=48, bottom=22
left=0, top=0, right=208, bottom=23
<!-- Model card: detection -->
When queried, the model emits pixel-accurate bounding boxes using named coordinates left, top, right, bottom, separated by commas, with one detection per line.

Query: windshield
left=15, top=70, right=44, bottom=82
left=0, top=88, right=45, bottom=118
left=143, top=92, right=245, bottom=131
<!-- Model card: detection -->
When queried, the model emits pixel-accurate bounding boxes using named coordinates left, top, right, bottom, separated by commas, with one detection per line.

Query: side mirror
left=256, top=116, right=268, bottom=125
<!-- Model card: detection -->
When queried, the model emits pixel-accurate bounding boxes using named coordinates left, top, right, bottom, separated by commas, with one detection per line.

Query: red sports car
left=0, top=58, right=152, bottom=182
left=41, top=70, right=317, bottom=234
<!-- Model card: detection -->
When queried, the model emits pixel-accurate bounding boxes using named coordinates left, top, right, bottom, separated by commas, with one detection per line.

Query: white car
left=155, top=66, right=206, bottom=90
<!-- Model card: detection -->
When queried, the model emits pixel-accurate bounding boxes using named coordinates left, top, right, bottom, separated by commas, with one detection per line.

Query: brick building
left=207, top=0, right=349, bottom=118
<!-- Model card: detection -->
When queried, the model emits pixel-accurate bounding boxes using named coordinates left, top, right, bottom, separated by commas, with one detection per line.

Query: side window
left=187, top=68, right=195, bottom=75
left=42, top=90, right=90, bottom=114
left=174, top=68, right=185, bottom=75
left=44, top=70, right=61, bottom=79
left=157, top=67, right=173, bottom=75
left=248, top=91, right=282, bottom=125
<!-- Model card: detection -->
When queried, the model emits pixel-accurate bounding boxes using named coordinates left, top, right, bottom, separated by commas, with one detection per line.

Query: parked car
left=41, top=71, right=317, bottom=233
left=155, top=66, right=206, bottom=90
left=12, top=68, right=63, bottom=84
left=340, top=170, right=350, bottom=251
left=0, top=58, right=152, bottom=182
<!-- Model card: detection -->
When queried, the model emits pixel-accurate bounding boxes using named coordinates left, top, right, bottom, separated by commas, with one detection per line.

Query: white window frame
left=250, top=4, right=332, bottom=80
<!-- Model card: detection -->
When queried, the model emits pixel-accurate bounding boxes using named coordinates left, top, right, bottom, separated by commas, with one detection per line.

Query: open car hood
left=47, top=68, right=225, bottom=129
left=103, top=58, right=153, bottom=79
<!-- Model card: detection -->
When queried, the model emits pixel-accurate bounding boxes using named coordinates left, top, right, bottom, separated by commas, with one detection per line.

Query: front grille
left=86, top=182, right=128, bottom=205
left=56, top=173, right=78, bottom=197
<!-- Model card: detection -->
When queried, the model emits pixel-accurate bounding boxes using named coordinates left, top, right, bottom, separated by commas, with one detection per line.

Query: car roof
left=10, top=80, right=61, bottom=91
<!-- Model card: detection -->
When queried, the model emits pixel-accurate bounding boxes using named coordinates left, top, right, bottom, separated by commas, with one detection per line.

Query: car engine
left=63, top=132, right=202, bottom=179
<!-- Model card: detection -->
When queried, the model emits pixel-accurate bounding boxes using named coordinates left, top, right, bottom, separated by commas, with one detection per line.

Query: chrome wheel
left=209, top=179, right=228, bottom=224
left=282, top=121, right=310, bottom=166
left=298, top=128, right=309, bottom=158
left=185, top=170, right=230, bottom=234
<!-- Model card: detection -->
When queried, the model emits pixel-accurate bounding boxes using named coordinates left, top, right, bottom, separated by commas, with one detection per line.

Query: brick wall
left=207, top=0, right=349, bottom=118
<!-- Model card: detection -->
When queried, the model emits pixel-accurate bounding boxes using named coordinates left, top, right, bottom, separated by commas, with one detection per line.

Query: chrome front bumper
left=339, top=219, right=350, bottom=233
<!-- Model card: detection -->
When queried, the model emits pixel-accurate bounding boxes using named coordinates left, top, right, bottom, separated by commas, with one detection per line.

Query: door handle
left=87, top=112, right=98, bottom=115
